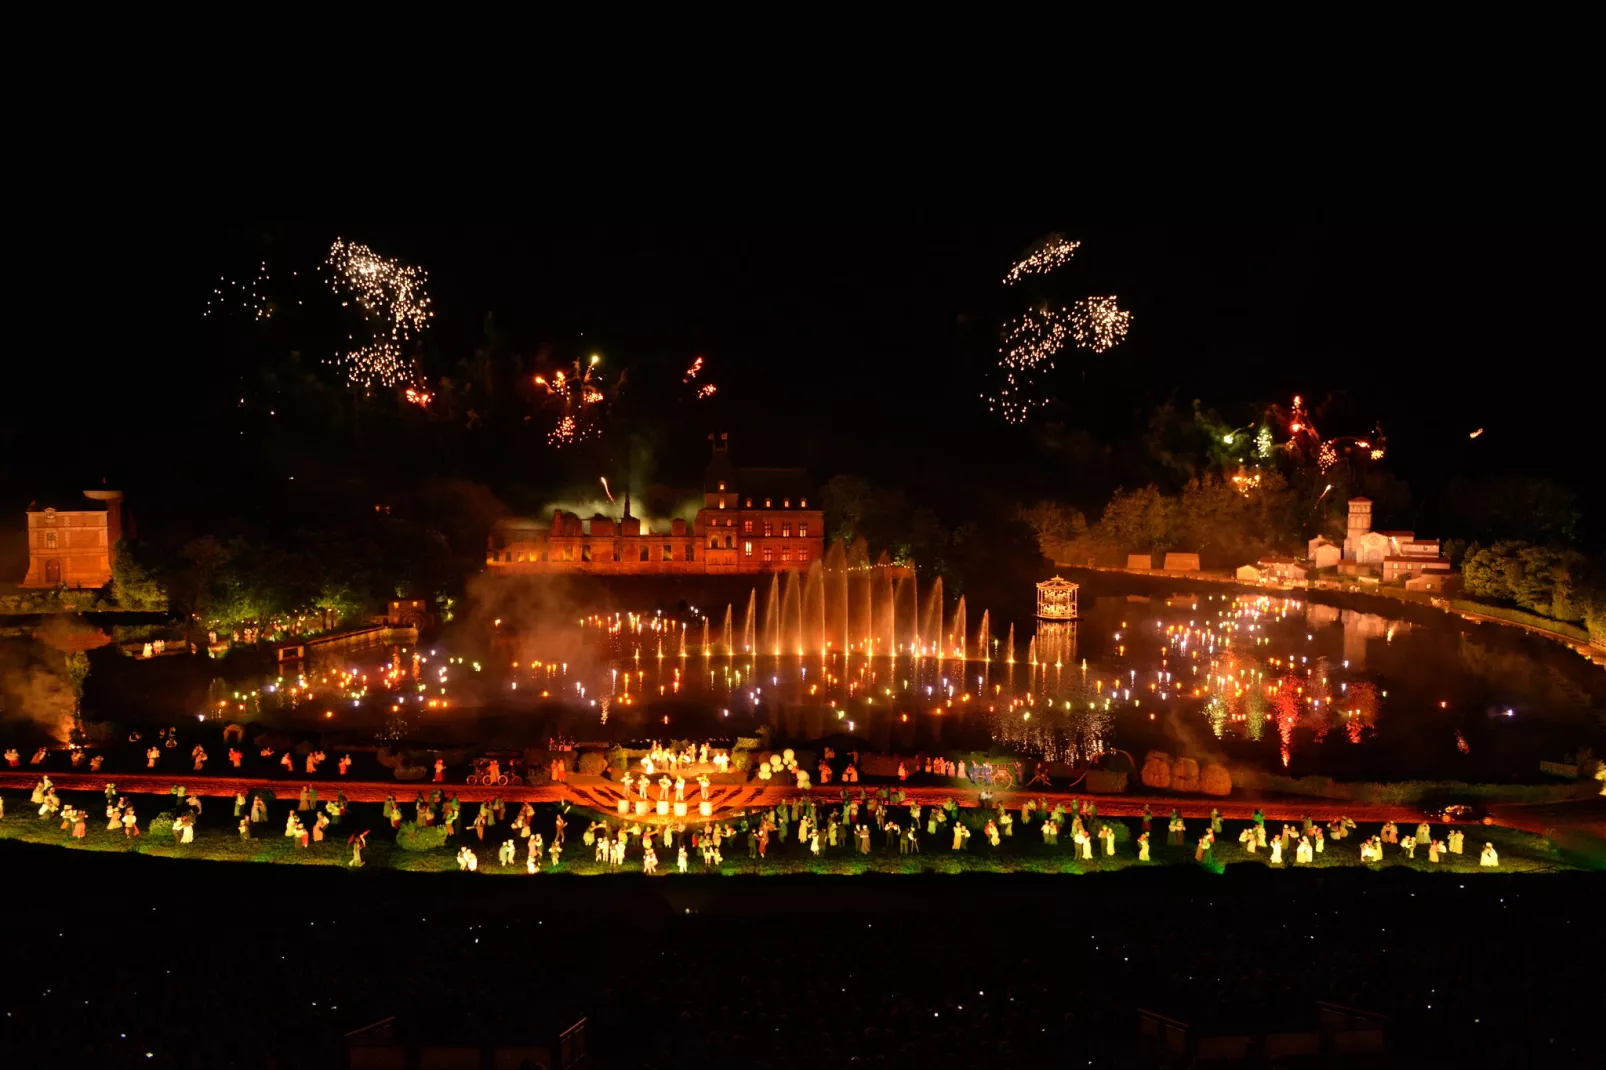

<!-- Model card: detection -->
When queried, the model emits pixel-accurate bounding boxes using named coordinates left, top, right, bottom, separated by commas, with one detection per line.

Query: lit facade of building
left=1341, top=497, right=1449, bottom=581
left=21, top=490, right=123, bottom=589
left=486, top=436, right=826, bottom=575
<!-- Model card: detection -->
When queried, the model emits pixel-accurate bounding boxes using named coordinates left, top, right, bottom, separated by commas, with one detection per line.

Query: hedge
left=1449, top=600, right=1591, bottom=643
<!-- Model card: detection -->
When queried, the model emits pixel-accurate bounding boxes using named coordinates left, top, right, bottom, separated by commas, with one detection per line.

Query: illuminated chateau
left=486, top=435, right=826, bottom=575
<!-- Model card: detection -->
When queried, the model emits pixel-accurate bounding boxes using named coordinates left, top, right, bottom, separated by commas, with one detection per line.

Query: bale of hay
left=1172, top=757, right=1201, bottom=793
left=1140, top=754, right=1172, bottom=790
left=1200, top=763, right=1232, bottom=796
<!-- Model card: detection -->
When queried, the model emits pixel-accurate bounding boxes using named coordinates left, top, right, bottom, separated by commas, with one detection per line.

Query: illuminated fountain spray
left=951, top=595, right=967, bottom=659
left=978, top=610, right=991, bottom=662
left=741, top=589, right=756, bottom=654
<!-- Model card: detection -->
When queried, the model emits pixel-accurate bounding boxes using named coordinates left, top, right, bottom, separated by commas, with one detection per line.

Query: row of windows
left=500, top=544, right=698, bottom=564
left=714, top=485, right=808, bottom=510
left=706, top=518, right=811, bottom=538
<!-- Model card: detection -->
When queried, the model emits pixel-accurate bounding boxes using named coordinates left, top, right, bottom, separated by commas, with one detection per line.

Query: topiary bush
left=394, top=822, right=448, bottom=852
left=577, top=751, right=608, bottom=777
left=148, top=814, right=176, bottom=838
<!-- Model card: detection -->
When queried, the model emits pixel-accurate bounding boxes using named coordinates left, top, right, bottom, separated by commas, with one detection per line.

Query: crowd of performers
left=5, top=773, right=1507, bottom=873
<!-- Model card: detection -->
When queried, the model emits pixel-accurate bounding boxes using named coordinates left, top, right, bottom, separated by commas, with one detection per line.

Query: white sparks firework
left=696, top=383, right=717, bottom=398
left=325, top=239, right=433, bottom=340
left=1068, top=296, right=1131, bottom=353
left=336, top=343, right=412, bottom=389
left=324, top=238, right=433, bottom=392
left=1003, top=235, right=1080, bottom=285
left=984, top=307, right=1074, bottom=423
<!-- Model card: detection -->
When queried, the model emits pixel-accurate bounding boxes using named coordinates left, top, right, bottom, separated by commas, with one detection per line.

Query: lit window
left=45, top=531, right=57, bottom=549
left=662, top=544, right=672, bottom=562
left=765, top=499, right=772, bottom=508
left=718, top=482, right=726, bottom=491
left=581, top=545, right=593, bottom=562
left=782, top=522, right=791, bottom=538
left=746, top=499, right=752, bottom=507
left=719, top=500, right=725, bottom=510
left=743, top=520, right=753, bottom=534
left=799, top=523, right=808, bottom=538
left=744, top=541, right=753, bottom=557
left=783, top=499, right=790, bottom=508
left=782, top=547, right=792, bottom=562
left=764, top=521, right=773, bottom=537
left=801, top=498, right=807, bottom=508
left=516, top=552, right=525, bottom=562
left=797, top=548, right=808, bottom=562
left=763, top=547, right=773, bottom=562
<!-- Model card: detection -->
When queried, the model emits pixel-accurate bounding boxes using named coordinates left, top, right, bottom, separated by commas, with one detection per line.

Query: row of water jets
left=641, top=542, right=1074, bottom=667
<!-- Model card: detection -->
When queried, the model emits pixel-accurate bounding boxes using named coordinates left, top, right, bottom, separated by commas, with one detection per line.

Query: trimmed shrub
left=577, top=751, right=608, bottom=777
left=394, top=822, right=448, bottom=852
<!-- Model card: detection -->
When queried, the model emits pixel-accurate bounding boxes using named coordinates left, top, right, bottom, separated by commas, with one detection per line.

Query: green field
left=0, top=789, right=1583, bottom=876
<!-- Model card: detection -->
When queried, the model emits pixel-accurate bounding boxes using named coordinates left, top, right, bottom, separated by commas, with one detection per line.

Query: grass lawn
left=0, top=788, right=1583, bottom=876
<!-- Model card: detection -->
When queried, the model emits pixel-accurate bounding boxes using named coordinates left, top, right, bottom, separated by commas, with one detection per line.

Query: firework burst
left=984, top=306, right=1074, bottom=423
left=1003, top=234, right=1080, bottom=285
left=325, top=239, right=432, bottom=340
left=324, top=238, right=433, bottom=393
left=535, top=354, right=611, bottom=447
left=1068, top=296, right=1131, bottom=353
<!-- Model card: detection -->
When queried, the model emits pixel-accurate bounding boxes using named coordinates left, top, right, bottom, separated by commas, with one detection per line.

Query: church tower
left=1347, top=497, right=1373, bottom=537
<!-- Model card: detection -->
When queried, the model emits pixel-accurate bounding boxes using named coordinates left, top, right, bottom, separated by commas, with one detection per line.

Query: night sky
left=4, top=224, right=1595, bottom=536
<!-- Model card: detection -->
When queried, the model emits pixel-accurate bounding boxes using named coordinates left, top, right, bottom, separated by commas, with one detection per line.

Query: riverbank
left=1057, top=563, right=1606, bottom=667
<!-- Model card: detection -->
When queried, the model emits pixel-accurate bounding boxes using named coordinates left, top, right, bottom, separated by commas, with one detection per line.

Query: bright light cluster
left=336, top=343, right=411, bottom=389
left=1002, top=235, right=1080, bottom=285
left=325, top=238, right=433, bottom=340
left=697, top=384, right=717, bottom=398
left=984, top=307, right=1074, bottom=423
left=1069, top=296, right=1131, bottom=353
left=324, top=238, right=433, bottom=393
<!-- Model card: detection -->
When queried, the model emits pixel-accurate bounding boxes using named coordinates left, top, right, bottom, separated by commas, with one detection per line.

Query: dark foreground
left=1, top=842, right=1600, bottom=1068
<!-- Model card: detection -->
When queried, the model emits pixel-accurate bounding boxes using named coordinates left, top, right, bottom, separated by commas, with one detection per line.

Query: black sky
left=5, top=224, right=1595, bottom=530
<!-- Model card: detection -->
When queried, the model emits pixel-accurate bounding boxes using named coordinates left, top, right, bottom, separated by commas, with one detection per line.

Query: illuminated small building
left=1307, top=535, right=1342, bottom=569
left=1163, top=553, right=1201, bottom=572
left=1126, top=554, right=1152, bottom=571
left=1036, top=576, right=1078, bottom=620
left=21, top=490, right=123, bottom=589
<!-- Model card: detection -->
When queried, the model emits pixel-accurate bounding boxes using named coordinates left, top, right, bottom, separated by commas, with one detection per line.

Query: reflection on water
left=214, top=579, right=1604, bottom=781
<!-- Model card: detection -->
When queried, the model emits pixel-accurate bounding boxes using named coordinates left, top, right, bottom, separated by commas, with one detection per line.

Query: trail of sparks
left=1003, top=235, right=1079, bottom=285
left=600, top=477, right=614, bottom=503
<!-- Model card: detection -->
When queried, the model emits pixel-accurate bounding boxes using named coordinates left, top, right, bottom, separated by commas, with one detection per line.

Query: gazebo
left=1036, top=576, right=1079, bottom=620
